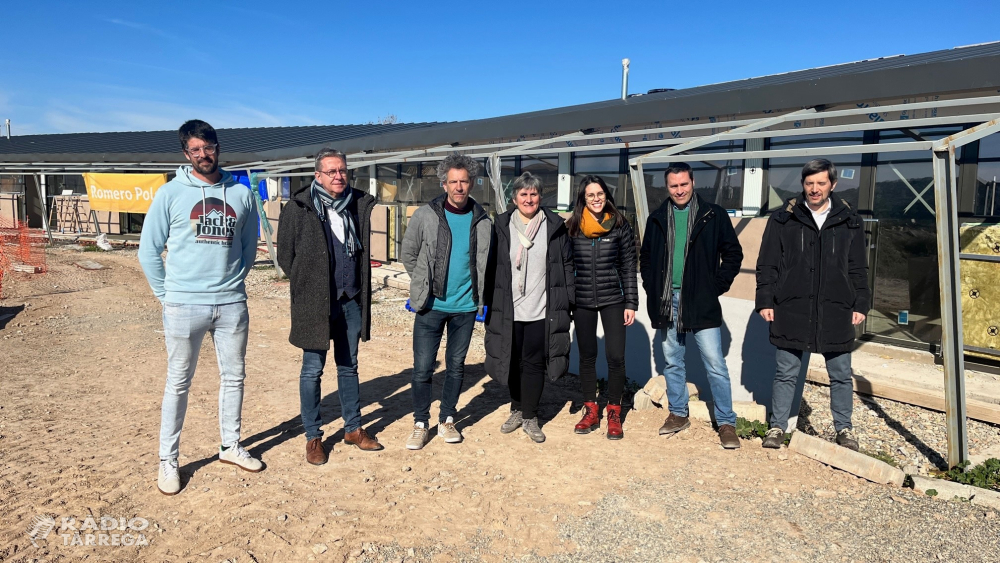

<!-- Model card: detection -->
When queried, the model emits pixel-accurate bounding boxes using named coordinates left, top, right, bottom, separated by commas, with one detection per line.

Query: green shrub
left=862, top=449, right=899, bottom=468
left=944, top=458, right=1000, bottom=492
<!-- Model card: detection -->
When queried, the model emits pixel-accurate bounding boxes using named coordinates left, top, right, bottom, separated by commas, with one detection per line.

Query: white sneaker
left=157, top=459, right=180, bottom=495
left=439, top=416, right=462, bottom=444
left=406, top=422, right=430, bottom=450
left=218, top=444, right=263, bottom=472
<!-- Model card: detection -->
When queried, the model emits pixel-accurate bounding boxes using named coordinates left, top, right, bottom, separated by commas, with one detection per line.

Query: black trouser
left=509, top=320, right=546, bottom=420
left=575, top=303, right=627, bottom=404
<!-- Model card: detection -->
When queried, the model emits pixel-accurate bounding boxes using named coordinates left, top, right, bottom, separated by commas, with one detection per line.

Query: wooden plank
left=806, top=367, right=1000, bottom=425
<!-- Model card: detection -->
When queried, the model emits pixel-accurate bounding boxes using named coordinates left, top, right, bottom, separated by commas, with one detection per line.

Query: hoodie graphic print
left=191, top=197, right=237, bottom=244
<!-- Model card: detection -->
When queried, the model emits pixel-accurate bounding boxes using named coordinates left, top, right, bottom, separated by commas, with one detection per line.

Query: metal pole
left=248, top=171, right=282, bottom=276
left=931, top=146, right=968, bottom=467
left=621, top=58, right=630, bottom=100
left=630, top=162, right=649, bottom=240
left=33, top=174, right=54, bottom=244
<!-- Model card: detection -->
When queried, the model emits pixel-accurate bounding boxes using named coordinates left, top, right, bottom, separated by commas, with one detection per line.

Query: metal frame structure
left=623, top=98, right=1000, bottom=469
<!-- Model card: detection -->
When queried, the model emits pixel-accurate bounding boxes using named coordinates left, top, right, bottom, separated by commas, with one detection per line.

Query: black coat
left=639, top=195, right=743, bottom=331
left=571, top=221, right=639, bottom=310
left=484, top=209, right=575, bottom=384
left=277, top=185, right=376, bottom=350
left=755, top=193, right=871, bottom=353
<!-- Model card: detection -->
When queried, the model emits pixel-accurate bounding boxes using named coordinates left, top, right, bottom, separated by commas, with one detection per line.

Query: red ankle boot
left=606, top=404, right=623, bottom=440
left=574, top=401, right=600, bottom=434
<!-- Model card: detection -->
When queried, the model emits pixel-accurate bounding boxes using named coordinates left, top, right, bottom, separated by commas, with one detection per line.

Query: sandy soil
left=0, top=247, right=993, bottom=562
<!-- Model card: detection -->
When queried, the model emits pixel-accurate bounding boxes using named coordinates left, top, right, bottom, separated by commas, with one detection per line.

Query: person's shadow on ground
left=178, top=360, right=503, bottom=481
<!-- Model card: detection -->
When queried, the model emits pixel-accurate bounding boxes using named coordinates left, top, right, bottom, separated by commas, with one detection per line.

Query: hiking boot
left=219, top=444, right=263, bottom=472
left=574, top=401, right=600, bottom=434
left=658, top=413, right=690, bottom=436
left=522, top=417, right=546, bottom=443
left=344, top=427, right=383, bottom=451
left=305, top=437, right=328, bottom=465
left=718, top=424, right=741, bottom=449
left=762, top=427, right=785, bottom=449
left=406, top=422, right=430, bottom=450
left=836, top=428, right=859, bottom=451
left=439, top=416, right=462, bottom=444
left=500, top=410, right=524, bottom=434
left=157, top=459, right=180, bottom=495
left=606, top=404, right=624, bottom=440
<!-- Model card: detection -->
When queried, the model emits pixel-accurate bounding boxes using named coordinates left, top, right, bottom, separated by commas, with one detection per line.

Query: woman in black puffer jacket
left=567, top=175, right=638, bottom=440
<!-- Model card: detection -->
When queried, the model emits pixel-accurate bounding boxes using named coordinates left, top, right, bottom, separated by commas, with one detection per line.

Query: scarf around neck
left=311, top=180, right=362, bottom=258
left=513, top=211, right=544, bottom=296
left=580, top=210, right=615, bottom=239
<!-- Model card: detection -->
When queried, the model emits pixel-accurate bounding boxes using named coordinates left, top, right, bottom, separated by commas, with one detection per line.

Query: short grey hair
left=314, top=147, right=348, bottom=172
left=512, top=172, right=544, bottom=197
left=436, top=153, right=482, bottom=184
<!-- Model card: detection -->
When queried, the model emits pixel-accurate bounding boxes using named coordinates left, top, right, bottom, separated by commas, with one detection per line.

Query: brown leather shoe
left=306, top=437, right=328, bottom=465
left=658, top=413, right=691, bottom=436
left=344, top=427, right=383, bottom=451
left=718, top=424, right=741, bottom=449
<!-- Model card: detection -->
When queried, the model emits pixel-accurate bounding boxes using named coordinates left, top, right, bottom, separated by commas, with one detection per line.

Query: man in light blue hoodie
left=139, top=120, right=262, bottom=496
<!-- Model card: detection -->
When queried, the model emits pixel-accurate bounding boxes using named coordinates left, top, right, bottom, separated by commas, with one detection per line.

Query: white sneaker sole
left=219, top=458, right=263, bottom=473
left=157, top=484, right=180, bottom=496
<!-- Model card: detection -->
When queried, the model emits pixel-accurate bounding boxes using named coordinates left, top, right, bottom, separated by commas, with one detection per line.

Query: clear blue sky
left=3, top=0, right=999, bottom=135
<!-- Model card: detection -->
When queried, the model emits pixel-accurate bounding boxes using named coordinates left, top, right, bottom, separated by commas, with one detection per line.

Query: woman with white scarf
left=484, top=172, right=575, bottom=443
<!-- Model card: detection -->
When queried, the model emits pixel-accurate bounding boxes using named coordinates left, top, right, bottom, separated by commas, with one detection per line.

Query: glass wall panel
left=975, top=132, right=1000, bottom=217
left=350, top=167, right=370, bottom=195
left=377, top=164, right=402, bottom=203
left=868, top=127, right=963, bottom=345
left=631, top=141, right=744, bottom=213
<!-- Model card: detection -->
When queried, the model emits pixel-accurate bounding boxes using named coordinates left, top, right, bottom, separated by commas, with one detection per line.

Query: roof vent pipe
left=4, top=119, right=9, bottom=139
left=621, top=59, right=630, bottom=100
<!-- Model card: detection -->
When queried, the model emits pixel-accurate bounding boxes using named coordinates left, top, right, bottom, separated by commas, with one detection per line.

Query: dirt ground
left=0, top=247, right=997, bottom=562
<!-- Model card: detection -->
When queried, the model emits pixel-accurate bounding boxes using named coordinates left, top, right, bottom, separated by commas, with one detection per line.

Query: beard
left=193, top=157, right=218, bottom=176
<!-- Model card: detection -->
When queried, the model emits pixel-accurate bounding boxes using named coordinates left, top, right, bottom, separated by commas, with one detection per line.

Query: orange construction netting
left=0, top=217, right=48, bottom=296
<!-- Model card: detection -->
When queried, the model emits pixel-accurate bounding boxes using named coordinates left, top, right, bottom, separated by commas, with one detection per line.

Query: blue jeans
left=771, top=347, right=854, bottom=432
left=411, top=309, right=477, bottom=424
left=159, top=301, right=250, bottom=460
left=299, top=298, right=363, bottom=440
left=656, top=291, right=736, bottom=426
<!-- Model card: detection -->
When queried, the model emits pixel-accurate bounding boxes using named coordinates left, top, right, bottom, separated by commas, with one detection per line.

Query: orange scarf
left=581, top=211, right=614, bottom=239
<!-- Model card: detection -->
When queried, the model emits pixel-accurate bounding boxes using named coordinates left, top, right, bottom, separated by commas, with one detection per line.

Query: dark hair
left=800, top=158, right=838, bottom=184
left=567, top=175, right=626, bottom=237
left=178, top=119, right=218, bottom=151
left=437, top=153, right=482, bottom=183
left=663, top=162, right=694, bottom=183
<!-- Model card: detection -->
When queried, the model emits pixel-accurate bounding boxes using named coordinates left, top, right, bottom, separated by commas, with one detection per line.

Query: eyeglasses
left=585, top=193, right=606, bottom=201
left=319, top=169, right=349, bottom=178
left=185, top=144, right=218, bottom=157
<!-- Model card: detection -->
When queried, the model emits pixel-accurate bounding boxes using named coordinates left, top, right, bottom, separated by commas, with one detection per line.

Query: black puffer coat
left=277, top=185, right=376, bottom=350
left=484, top=209, right=575, bottom=384
left=639, top=195, right=743, bottom=331
left=755, top=193, right=871, bottom=353
left=571, top=221, right=639, bottom=310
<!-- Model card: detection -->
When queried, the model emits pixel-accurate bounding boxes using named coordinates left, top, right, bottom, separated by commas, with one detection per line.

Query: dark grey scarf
left=311, top=180, right=362, bottom=258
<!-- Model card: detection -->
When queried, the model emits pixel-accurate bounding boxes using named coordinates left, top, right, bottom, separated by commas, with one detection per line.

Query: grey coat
left=277, top=185, right=376, bottom=350
left=484, top=208, right=575, bottom=384
left=400, top=194, right=492, bottom=313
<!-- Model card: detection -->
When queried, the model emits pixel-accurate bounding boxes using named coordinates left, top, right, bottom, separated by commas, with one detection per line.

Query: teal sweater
left=429, top=209, right=476, bottom=313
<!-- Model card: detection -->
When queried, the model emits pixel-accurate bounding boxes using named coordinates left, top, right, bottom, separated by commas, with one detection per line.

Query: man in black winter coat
left=639, top=163, right=743, bottom=449
left=755, top=159, right=871, bottom=452
left=277, top=148, right=382, bottom=466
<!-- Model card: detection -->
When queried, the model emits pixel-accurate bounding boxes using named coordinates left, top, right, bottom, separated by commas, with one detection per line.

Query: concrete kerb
left=910, top=475, right=1000, bottom=510
left=788, top=432, right=906, bottom=486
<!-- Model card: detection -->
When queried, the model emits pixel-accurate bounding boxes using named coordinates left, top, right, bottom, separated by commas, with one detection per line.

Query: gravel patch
left=798, top=382, right=1000, bottom=473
